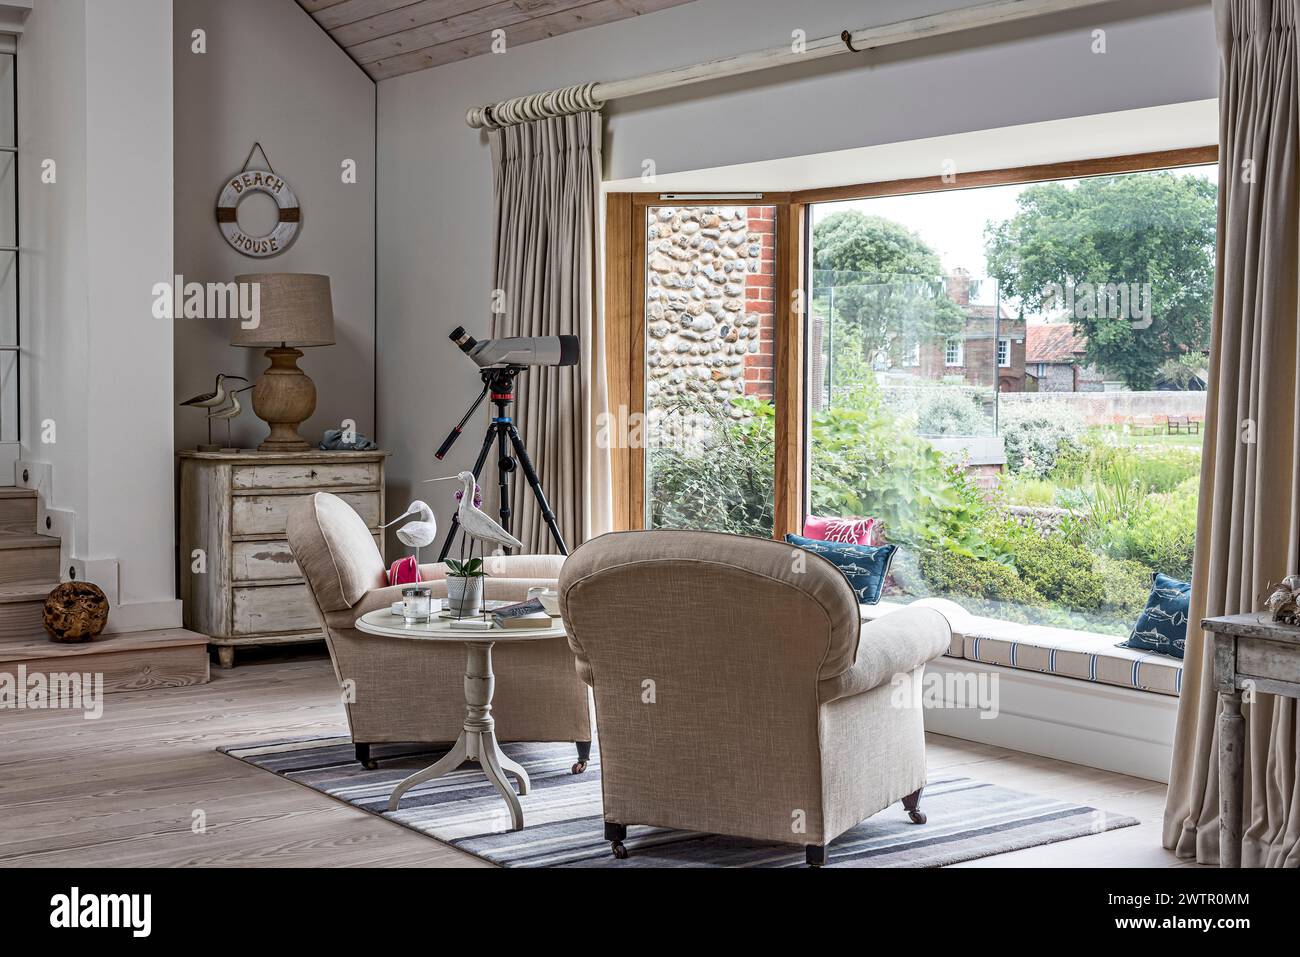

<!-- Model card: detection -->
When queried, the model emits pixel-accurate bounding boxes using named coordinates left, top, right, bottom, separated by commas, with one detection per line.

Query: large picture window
left=605, top=148, right=1216, bottom=639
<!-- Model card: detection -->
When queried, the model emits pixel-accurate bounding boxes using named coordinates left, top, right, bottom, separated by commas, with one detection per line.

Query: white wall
left=173, top=0, right=376, bottom=452
left=19, top=0, right=177, bottom=623
left=17, top=0, right=88, bottom=550
left=375, top=0, right=1217, bottom=536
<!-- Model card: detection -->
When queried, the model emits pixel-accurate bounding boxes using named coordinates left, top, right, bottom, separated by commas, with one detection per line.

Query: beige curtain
left=486, top=112, right=612, bottom=553
left=1163, top=0, right=1300, bottom=868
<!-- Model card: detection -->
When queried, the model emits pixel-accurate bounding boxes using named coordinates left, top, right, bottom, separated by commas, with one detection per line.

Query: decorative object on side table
left=526, top=585, right=561, bottom=616
left=43, top=582, right=110, bottom=643
left=425, top=470, right=522, bottom=554
left=320, top=426, right=379, bottom=451
left=401, top=586, right=434, bottom=624
left=205, top=384, right=253, bottom=451
left=1201, top=612, right=1300, bottom=867
left=381, top=500, right=437, bottom=566
left=231, top=273, right=335, bottom=452
left=444, top=557, right=485, bottom=619
left=179, top=373, right=248, bottom=451
left=1264, top=575, right=1300, bottom=625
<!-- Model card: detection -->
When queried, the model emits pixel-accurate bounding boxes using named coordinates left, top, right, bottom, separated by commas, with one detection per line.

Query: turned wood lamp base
left=251, top=346, right=316, bottom=452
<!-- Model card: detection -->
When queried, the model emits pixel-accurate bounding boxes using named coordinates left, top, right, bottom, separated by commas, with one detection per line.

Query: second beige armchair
left=287, top=492, right=592, bottom=770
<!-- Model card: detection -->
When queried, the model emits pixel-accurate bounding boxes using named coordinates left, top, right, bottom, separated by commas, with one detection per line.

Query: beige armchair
left=560, top=529, right=951, bottom=866
left=287, top=492, right=592, bottom=770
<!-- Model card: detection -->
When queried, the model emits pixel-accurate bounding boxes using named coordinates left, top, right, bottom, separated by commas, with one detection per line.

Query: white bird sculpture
left=425, top=470, right=524, bottom=555
left=381, top=500, right=438, bottom=564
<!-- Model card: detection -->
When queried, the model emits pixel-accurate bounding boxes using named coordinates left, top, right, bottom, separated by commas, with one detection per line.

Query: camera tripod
left=433, top=365, right=568, bottom=561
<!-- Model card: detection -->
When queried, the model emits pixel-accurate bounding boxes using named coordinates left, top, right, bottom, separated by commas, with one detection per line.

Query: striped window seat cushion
left=962, top=623, right=1182, bottom=696
left=862, top=600, right=1182, bottom=697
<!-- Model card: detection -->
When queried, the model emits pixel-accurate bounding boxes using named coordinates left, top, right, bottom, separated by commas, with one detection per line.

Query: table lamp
left=232, top=273, right=335, bottom=452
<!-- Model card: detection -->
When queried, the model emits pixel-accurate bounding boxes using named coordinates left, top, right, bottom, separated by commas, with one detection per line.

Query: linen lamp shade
left=232, top=273, right=335, bottom=347
left=232, top=273, right=336, bottom=451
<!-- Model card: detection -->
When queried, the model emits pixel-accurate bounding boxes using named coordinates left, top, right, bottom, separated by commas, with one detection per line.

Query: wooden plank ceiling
left=298, top=0, right=699, bottom=81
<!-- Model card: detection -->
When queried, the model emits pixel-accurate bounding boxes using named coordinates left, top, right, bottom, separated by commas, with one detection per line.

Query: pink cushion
left=802, top=515, right=876, bottom=545
left=388, top=556, right=421, bottom=586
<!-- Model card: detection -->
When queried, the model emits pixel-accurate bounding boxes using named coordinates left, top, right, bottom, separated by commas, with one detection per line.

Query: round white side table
left=354, top=608, right=567, bottom=831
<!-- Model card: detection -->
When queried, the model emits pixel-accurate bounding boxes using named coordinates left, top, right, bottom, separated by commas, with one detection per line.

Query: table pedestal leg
left=386, top=641, right=530, bottom=831
left=387, top=734, right=468, bottom=811
left=1218, top=688, right=1245, bottom=868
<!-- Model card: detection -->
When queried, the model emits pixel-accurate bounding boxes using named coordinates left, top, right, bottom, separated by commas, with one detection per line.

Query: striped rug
left=220, top=737, right=1138, bottom=867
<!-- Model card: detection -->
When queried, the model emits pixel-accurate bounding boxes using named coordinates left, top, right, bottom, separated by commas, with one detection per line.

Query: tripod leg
left=496, top=425, right=513, bottom=554
left=435, top=426, right=498, bottom=562
left=506, top=424, right=568, bottom=556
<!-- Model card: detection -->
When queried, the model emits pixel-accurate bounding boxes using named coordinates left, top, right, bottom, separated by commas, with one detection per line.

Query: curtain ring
left=841, top=30, right=862, bottom=53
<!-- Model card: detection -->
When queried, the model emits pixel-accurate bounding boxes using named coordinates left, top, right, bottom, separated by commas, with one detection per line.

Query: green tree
left=985, top=172, right=1216, bottom=390
left=811, top=212, right=964, bottom=398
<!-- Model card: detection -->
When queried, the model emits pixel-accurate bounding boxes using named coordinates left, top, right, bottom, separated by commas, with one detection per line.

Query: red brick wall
left=743, top=206, right=776, bottom=400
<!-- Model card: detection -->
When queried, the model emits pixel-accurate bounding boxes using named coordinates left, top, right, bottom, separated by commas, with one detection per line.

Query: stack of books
left=490, top=598, right=553, bottom=630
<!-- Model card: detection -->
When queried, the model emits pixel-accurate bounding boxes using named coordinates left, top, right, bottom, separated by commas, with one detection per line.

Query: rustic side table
left=1202, top=613, right=1300, bottom=867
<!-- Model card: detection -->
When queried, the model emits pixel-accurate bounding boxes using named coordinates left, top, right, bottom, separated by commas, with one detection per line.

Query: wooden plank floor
left=0, top=652, right=1195, bottom=868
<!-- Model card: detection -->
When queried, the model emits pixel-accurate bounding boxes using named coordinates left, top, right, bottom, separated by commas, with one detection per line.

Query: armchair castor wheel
left=605, top=821, right=628, bottom=860
left=573, top=740, right=592, bottom=775
left=805, top=845, right=827, bottom=867
left=902, top=786, right=926, bottom=825
left=355, top=743, right=378, bottom=771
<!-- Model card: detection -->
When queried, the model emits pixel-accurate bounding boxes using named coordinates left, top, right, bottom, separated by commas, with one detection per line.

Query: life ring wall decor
left=217, top=144, right=300, bottom=256
left=216, top=168, right=301, bottom=257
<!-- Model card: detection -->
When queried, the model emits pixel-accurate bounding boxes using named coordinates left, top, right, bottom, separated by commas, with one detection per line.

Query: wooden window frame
left=604, top=145, right=1218, bottom=538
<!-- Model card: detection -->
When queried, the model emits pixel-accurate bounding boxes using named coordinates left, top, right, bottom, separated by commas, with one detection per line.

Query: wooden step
left=0, top=489, right=37, bottom=528
left=0, top=628, right=210, bottom=695
left=0, top=581, right=57, bottom=644
left=0, top=527, right=61, bottom=585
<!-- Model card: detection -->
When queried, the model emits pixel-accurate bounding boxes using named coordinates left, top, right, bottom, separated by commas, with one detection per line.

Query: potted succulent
left=445, top=557, right=486, bottom=618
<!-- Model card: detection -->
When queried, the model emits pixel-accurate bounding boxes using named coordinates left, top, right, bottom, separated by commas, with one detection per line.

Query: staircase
left=0, top=488, right=209, bottom=694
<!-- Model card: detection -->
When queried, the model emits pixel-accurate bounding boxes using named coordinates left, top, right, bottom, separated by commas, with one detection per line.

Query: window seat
left=861, top=598, right=1182, bottom=697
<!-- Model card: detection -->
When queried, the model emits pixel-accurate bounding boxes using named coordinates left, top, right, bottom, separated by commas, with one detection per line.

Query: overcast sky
left=811, top=164, right=1217, bottom=312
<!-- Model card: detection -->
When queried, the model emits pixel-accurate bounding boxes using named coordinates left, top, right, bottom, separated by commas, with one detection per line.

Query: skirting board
left=101, top=599, right=185, bottom=635
left=922, top=657, right=1177, bottom=784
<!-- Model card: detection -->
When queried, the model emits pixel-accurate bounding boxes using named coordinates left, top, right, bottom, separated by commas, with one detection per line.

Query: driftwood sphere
left=43, top=581, right=110, bottom=643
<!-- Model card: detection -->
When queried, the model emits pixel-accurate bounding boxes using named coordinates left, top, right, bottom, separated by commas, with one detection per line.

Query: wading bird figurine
left=381, top=500, right=438, bottom=565
left=205, top=385, right=252, bottom=449
left=181, top=374, right=247, bottom=447
left=425, top=470, right=524, bottom=555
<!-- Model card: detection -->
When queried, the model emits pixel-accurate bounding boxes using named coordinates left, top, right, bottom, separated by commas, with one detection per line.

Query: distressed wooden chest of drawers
left=178, top=450, right=387, bottom=668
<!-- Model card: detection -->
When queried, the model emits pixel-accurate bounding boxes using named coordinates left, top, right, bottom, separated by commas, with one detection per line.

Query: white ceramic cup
left=527, top=586, right=561, bottom=615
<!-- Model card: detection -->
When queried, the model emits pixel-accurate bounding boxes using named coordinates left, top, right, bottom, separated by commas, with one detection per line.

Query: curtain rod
left=466, top=0, right=1118, bottom=130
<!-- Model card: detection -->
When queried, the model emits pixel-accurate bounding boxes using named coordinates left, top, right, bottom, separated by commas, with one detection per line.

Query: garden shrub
left=1001, top=411, right=1083, bottom=478
left=915, top=389, right=989, bottom=437
left=806, top=387, right=993, bottom=558
left=918, top=547, right=1044, bottom=606
left=1095, top=555, right=1155, bottom=618
left=1010, top=534, right=1107, bottom=610
left=1101, top=482, right=1198, bottom=581
left=648, top=398, right=774, bottom=536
